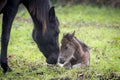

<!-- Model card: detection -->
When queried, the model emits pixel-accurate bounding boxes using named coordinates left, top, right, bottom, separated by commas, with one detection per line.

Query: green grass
left=0, top=5, right=120, bottom=80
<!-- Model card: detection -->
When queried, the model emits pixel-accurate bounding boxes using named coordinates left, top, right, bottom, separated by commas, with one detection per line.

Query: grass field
left=0, top=4, right=120, bottom=80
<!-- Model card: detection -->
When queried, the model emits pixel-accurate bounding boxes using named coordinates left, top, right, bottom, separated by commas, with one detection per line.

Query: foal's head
left=58, top=32, right=78, bottom=65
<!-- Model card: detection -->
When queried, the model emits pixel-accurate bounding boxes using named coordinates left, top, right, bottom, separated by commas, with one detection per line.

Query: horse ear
left=49, top=6, right=56, bottom=21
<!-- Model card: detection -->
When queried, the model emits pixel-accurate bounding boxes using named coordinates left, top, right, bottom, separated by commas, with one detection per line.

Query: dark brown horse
left=0, top=0, right=60, bottom=73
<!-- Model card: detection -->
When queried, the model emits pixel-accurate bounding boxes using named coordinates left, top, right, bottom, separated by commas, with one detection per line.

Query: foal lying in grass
left=58, top=32, right=90, bottom=68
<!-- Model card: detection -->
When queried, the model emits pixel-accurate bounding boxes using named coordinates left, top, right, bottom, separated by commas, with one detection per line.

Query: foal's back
left=72, top=37, right=90, bottom=68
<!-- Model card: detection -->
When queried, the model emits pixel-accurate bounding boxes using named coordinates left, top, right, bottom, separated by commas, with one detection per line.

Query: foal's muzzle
left=59, top=58, right=65, bottom=64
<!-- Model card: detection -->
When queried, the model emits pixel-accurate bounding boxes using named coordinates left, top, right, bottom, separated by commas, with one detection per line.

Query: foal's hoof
left=1, top=63, right=12, bottom=73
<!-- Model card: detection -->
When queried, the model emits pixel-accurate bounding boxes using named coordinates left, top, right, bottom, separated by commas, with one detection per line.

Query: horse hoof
left=7, top=67, right=12, bottom=72
left=3, top=67, right=12, bottom=73
left=1, top=63, right=12, bottom=73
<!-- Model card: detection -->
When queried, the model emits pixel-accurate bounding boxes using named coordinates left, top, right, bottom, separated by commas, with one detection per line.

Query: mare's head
left=29, top=0, right=59, bottom=64
left=58, top=32, right=77, bottom=65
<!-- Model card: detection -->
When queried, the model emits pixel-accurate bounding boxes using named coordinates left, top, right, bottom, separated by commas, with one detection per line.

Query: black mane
left=29, top=0, right=51, bottom=33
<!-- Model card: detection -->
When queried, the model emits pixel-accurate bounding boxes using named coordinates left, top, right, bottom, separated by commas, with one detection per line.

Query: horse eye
left=54, top=30, right=59, bottom=37
left=54, top=32, right=58, bottom=37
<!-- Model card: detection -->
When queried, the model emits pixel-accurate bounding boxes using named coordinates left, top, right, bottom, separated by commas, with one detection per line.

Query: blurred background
left=51, top=0, right=120, bottom=8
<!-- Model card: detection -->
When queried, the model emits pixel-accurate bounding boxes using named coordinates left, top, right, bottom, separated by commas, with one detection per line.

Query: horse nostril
left=46, top=57, right=57, bottom=64
left=59, top=58, right=65, bottom=64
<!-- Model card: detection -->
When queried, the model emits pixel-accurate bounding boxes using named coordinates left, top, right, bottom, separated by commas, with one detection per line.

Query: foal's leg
left=0, top=6, right=18, bottom=73
left=72, top=63, right=87, bottom=68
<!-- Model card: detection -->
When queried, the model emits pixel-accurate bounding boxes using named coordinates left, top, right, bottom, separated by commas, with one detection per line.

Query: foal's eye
left=65, top=46, right=68, bottom=50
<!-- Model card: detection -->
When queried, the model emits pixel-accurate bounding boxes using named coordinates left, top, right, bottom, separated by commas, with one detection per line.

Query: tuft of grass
left=0, top=4, right=120, bottom=80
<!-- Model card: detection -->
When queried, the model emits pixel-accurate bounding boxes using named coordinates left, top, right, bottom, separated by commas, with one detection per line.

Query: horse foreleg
left=0, top=6, right=18, bottom=73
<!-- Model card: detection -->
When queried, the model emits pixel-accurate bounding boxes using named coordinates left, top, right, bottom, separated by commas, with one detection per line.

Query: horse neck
left=23, top=0, right=50, bottom=31
left=72, top=37, right=84, bottom=57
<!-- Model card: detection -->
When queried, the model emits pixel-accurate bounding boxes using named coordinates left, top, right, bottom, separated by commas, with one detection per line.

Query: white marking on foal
left=58, top=53, right=75, bottom=67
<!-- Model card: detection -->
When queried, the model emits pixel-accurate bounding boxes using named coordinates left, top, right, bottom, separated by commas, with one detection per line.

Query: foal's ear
left=68, top=31, right=75, bottom=40
left=71, top=31, right=75, bottom=38
left=49, top=6, right=56, bottom=21
left=63, top=33, right=66, bottom=37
